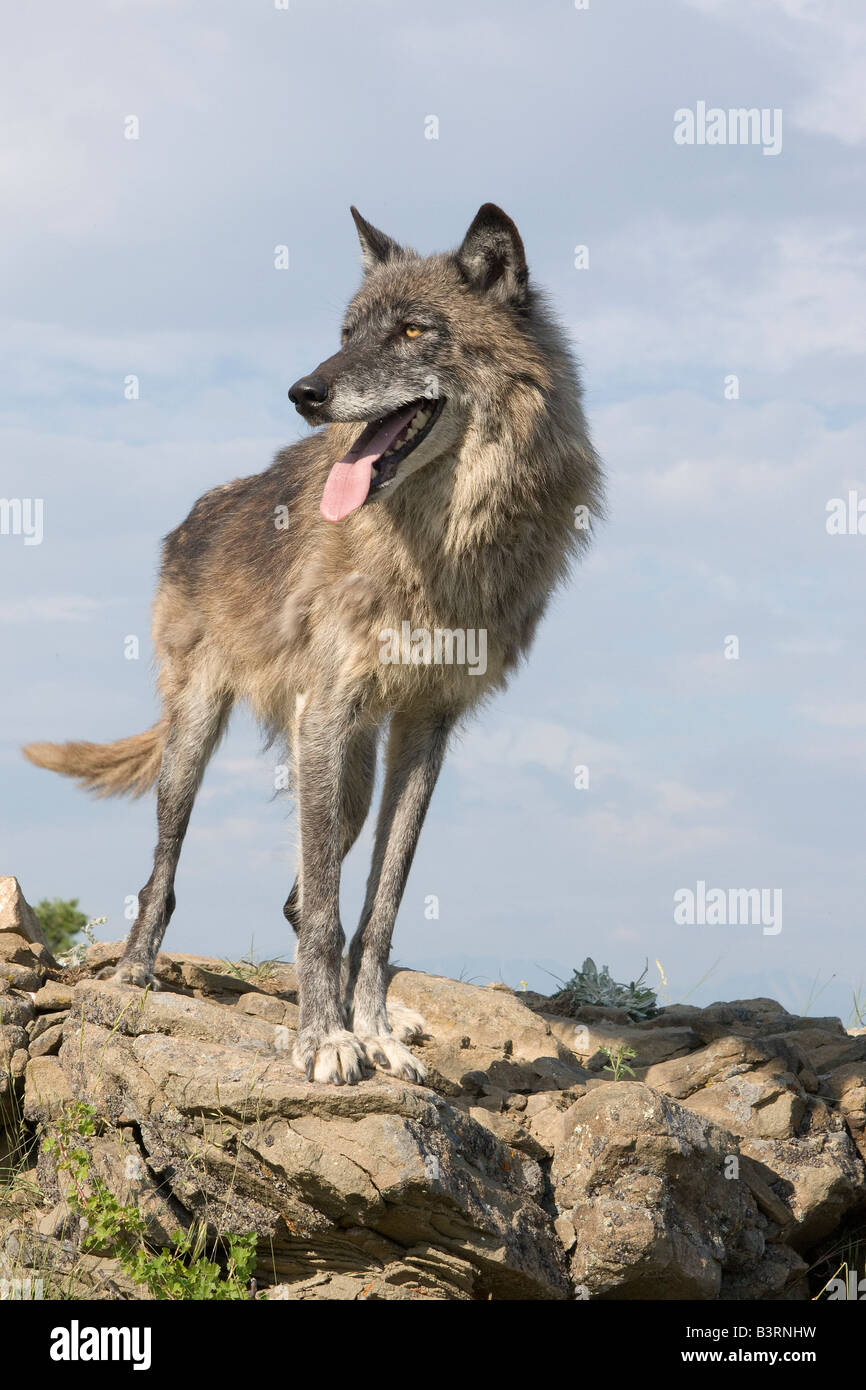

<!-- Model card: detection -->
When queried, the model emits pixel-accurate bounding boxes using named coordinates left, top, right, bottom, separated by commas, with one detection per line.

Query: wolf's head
left=288, top=204, right=538, bottom=522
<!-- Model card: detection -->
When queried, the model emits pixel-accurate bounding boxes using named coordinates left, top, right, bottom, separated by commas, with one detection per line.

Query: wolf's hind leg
left=347, top=708, right=454, bottom=1081
left=291, top=698, right=375, bottom=1085
left=104, top=682, right=232, bottom=988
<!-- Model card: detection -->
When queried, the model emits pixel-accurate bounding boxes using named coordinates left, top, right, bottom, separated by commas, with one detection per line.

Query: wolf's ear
left=350, top=206, right=403, bottom=272
left=456, top=204, right=528, bottom=306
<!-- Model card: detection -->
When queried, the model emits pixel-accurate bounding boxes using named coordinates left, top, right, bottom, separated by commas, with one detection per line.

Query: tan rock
left=0, top=934, right=37, bottom=966
left=543, top=1014, right=696, bottom=1069
left=387, top=968, right=564, bottom=1064
left=29, top=1009, right=70, bottom=1041
left=719, top=1241, right=809, bottom=1300
left=820, top=1062, right=866, bottom=1100
left=0, top=991, right=36, bottom=1029
left=0, top=1022, right=28, bottom=1064
left=234, top=992, right=299, bottom=1027
left=50, top=1002, right=568, bottom=1299
left=5, top=937, right=865, bottom=1302
left=72, top=979, right=289, bottom=1053
left=684, top=1072, right=806, bottom=1140
left=838, top=1088, right=866, bottom=1127
left=741, top=1103, right=866, bottom=1250
left=32, top=982, right=75, bottom=1012
left=29, top=1023, right=65, bottom=1057
left=764, top=1027, right=866, bottom=1076
left=23, top=1055, right=72, bottom=1121
left=266, top=1250, right=475, bottom=1300
left=58, top=1021, right=158, bottom=1123
left=0, top=878, right=52, bottom=953
left=467, top=1104, right=549, bottom=1158
left=180, top=961, right=259, bottom=996
left=10, top=1047, right=29, bottom=1081
left=0, top=961, right=43, bottom=992
left=645, top=1035, right=750, bottom=1094
left=551, top=1081, right=775, bottom=1300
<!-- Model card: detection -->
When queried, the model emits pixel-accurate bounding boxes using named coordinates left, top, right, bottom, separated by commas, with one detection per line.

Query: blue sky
left=2, top=0, right=865, bottom=1018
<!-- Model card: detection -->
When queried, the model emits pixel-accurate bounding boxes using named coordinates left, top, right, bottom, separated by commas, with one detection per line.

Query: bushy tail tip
left=22, top=721, right=168, bottom=799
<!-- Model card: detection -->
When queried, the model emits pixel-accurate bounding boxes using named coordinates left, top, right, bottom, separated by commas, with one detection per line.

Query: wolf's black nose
left=289, top=374, right=329, bottom=408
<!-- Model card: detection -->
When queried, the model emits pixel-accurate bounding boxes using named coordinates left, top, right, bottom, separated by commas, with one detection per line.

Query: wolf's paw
left=97, top=961, right=161, bottom=990
left=359, top=1032, right=427, bottom=1084
left=386, top=1000, right=428, bottom=1043
left=293, top=1028, right=370, bottom=1086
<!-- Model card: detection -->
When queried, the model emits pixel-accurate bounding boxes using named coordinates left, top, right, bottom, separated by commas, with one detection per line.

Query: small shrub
left=554, top=957, right=659, bottom=1021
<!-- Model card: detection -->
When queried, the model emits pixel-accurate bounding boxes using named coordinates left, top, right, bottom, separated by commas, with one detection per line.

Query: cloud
left=453, top=716, right=629, bottom=781
left=577, top=219, right=866, bottom=378
left=679, top=0, right=866, bottom=145
left=0, top=594, right=111, bottom=624
left=797, top=702, right=866, bottom=728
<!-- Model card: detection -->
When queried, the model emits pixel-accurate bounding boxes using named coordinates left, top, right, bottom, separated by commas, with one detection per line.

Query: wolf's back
left=22, top=721, right=168, bottom=798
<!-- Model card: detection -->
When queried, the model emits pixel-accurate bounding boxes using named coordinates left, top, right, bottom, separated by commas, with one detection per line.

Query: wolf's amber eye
left=404, top=325, right=422, bottom=338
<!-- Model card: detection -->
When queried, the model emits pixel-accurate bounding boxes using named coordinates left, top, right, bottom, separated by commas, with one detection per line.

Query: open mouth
left=320, top=397, right=446, bottom=523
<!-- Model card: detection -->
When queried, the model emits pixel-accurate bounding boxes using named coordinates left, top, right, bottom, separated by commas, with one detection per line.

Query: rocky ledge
left=2, top=876, right=865, bottom=1300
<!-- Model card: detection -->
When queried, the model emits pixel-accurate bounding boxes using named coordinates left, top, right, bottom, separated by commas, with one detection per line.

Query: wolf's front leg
left=346, top=708, right=454, bottom=1082
left=292, top=695, right=371, bottom=1085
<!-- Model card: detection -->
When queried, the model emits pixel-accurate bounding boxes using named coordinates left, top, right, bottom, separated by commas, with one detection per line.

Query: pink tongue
left=320, top=457, right=374, bottom=524
left=320, top=403, right=419, bottom=522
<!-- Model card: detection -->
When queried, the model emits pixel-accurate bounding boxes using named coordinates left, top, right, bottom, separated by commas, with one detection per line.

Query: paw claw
left=357, top=1032, right=427, bottom=1083
left=97, top=961, right=160, bottom=990
left=386, top=1001, right=428, bottom=1043
left=293, top=1029, right=370, bottom=1086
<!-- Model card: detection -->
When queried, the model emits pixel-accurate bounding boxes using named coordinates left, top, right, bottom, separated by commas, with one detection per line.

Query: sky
left=2, top=0, right=865, bottom=1019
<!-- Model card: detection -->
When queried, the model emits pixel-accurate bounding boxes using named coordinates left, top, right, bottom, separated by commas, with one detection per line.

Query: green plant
left=601, top=1043, right=638, bottom=1082
left=220, top=941, right=288, bottom=984
left=0, top=1085, right=35, bottom=1192
left=848, top=986, right=866, bottom=1031
left=554, top=958, right=659, bottom=1021
left=33, top=898, right=89, bottom=955
left=798, top=971, right=836, bottom=1018
left=43, top=1102, right=258, bottom=1300
left=123, top=1227, right=258, bottom=1301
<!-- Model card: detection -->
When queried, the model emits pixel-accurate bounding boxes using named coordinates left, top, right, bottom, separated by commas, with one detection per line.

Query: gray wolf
left=23, top=204, right=603, bottom=1085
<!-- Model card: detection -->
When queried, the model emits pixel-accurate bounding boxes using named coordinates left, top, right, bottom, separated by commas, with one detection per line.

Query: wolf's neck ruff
left=320, top=398, right=442, bottom=521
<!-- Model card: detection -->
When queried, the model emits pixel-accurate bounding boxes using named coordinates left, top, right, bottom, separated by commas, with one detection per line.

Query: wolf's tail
left=22, top=720, right=168, bottom=799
